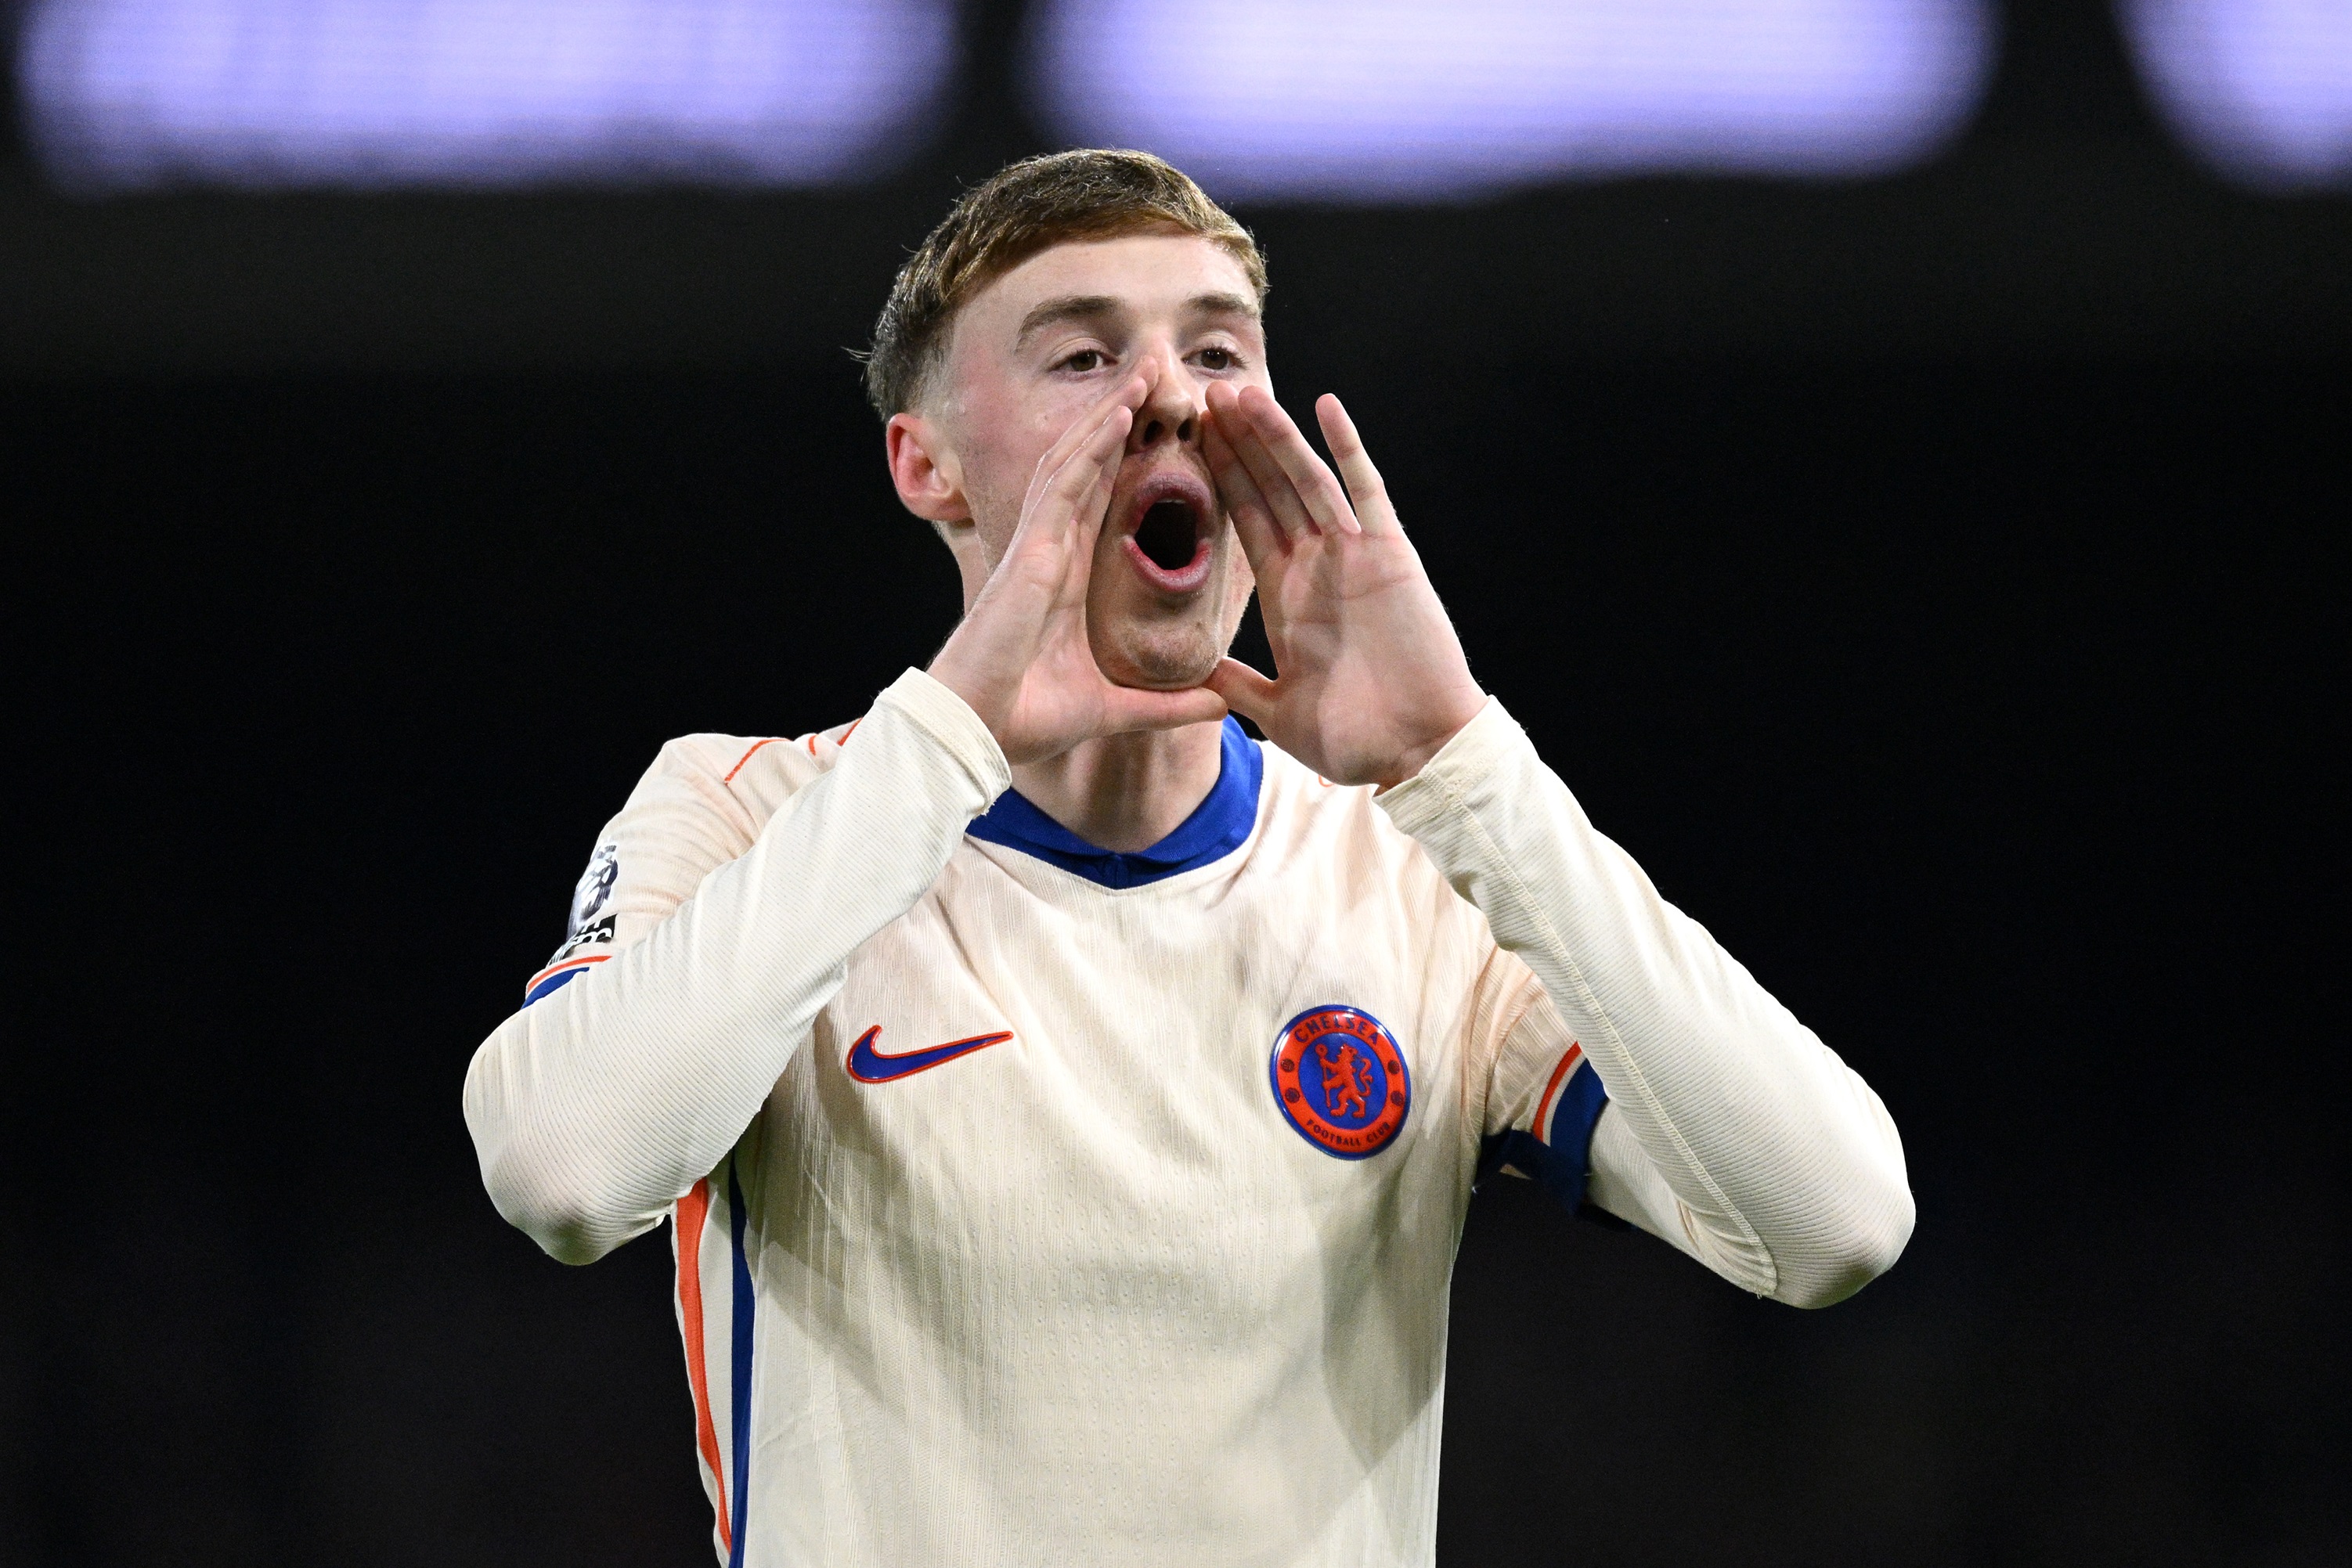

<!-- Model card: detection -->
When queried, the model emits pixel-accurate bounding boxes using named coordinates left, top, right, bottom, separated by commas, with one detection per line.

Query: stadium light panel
left=1026, top=0, right=1996, bottom=201
left=2120, top=0, right=2352, bottom=188
left=17, top=0, right=956, bottom=191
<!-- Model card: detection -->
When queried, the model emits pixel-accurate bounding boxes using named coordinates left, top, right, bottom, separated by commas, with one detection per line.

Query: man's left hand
left=1201, top=384, right=1486, bottom=788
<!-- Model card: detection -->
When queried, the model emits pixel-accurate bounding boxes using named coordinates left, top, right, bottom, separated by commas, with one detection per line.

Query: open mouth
left=1120, top=475, right=1214, bottom=593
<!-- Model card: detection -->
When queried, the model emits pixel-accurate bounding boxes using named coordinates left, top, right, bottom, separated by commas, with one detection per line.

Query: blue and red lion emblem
left=1269, top=1005, right=1411, bottom=1159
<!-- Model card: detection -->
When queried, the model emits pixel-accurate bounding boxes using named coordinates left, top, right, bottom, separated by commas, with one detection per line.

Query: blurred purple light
left=19, top=0, right=954, bottom=190
left=2122, top=1, right=2352, bottom=187
left=1029, top=0, right=1995, bottom=200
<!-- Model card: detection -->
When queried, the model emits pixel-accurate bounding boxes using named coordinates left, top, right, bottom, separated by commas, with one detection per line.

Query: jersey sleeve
left=1463, top=951, right=1775, bottom=1269
left=1466, top=954, right=1613, bottom=1217
left=518, top=734, right=780, bottom=1007
left=1384, top=697, right=1914, bottom=1308
left=463, top=669, right=1009, bottom=1266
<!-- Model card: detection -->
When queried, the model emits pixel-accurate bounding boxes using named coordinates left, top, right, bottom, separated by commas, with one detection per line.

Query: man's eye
left=1197, top=347, right=1236, bottom=371
left=1060, top=349, right=1104, bottom=373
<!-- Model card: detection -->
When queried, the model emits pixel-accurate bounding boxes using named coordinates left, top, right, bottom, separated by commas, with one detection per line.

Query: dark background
left=5, top=2, right=2347, bottom=1564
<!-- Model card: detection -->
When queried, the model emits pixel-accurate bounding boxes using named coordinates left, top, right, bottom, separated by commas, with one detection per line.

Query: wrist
left=1376, top=694, right=1487, bottom=790
left=924, top=635, right=997, bottom=734
left=925, top=643, right=1059, bottom=767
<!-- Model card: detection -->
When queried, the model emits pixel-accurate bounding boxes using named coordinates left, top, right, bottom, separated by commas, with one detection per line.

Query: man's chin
left=1091, top=624, right=1225, bottom=694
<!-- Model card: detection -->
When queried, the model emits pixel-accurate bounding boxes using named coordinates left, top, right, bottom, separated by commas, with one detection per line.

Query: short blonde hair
left=862, top=150, right=1266, bottom=420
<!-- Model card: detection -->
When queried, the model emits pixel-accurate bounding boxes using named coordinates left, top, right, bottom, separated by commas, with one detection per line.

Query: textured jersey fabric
left=464, top=669, right=1912, bottom=1567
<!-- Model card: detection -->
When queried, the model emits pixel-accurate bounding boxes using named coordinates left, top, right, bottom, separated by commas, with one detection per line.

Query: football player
left=464, top=150, right=1913, bottom=1567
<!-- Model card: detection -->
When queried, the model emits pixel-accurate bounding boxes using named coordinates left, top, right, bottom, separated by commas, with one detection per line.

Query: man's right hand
left=927, top=377, right=1228, bottom=766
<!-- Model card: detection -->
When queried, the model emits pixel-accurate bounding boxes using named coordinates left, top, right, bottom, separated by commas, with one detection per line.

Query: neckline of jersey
left=965, top=717, right=1264, bottom=889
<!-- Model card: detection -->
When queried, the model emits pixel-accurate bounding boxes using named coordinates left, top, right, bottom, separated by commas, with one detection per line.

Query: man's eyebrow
left=1185, top=291, right=1261, bottom=323
left=1014, top=290, right=1263, bottom=346
left=1015, top=294, right=1123, bottom=346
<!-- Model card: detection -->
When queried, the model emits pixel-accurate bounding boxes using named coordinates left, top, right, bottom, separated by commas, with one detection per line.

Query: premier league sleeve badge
left=1269, top=1005, right=1412, bottom=1159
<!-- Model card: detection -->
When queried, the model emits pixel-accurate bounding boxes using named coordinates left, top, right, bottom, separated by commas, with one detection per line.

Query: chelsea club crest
left=1269, top=1005, right=1411, bottom=1159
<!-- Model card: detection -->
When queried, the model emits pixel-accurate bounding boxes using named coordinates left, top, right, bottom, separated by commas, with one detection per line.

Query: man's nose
left=1128, top=350, right=1199, bottom=451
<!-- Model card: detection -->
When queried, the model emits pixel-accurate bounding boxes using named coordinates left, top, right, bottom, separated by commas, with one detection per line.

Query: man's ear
left=886, top=411, right=969, bottom=526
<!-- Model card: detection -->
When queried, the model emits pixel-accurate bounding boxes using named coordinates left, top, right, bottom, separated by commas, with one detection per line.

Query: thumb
left=1097, top=683, right=1230, bottom=737
left=1206, top=658, right=1279, bottom=726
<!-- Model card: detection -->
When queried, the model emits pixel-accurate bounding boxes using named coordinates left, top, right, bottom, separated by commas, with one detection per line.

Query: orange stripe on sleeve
left=1531, top=1043, right=1585, bottom=1144
left=675, top=1179, right=733, bottom=1556
left=522, top=953, right=608, bottom=997
left=723, top=738, right=785, bottom=784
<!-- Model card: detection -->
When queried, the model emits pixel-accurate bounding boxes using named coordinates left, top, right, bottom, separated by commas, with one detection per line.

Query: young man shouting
left=464, top=150, right=1913, bottom=1566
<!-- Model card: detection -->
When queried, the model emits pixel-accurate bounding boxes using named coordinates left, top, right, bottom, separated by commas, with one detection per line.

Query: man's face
left=903, top=231, right=1268, bottom=690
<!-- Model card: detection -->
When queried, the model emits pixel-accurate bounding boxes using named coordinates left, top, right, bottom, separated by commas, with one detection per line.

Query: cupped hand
left=929, top=377, right=1228, bottom=766
left=1201, top=384, right=1485, bottom=788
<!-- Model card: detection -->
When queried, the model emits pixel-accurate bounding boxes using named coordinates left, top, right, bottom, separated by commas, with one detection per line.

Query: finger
left=1203, top=387, right=1280, bottom=527
left=1096, top=683, right=1229, bottom=736
left=986, top=405, right=1131, bottom=614
left=1216, top=387, right=1325, bottom=539
left=1026, top=379, right=1138, bottom=507
left=1204, top=657, right=1280, bottom=726
left=1224, top=398, right=1322, bottom=539
left=1031, top=401, right=1134, bottom=545
left=1023, top=389, right=1137, bottom=532
left=1239, top=386, right=1362, bottom=537
left=1022, top=377, right=1148, bottom=518
left=1066, top=402, right=1133, bottom=542
left=1203, top=406, right=1288, bottom=568
left=1315, top=395, right=1400, bottom=535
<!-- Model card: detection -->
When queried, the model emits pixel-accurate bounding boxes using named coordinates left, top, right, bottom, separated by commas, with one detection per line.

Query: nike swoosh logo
left=844, top=1026, right=1013, bottom=1084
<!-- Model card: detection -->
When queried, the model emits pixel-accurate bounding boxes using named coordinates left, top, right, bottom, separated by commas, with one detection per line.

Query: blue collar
left=965, top=717, right=1263, bottom=889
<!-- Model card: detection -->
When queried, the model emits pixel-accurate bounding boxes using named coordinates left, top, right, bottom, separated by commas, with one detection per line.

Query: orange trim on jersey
left=723, top=737, right=785, bottom=784
left=676, top=1179, right=733, bottom=1556
left=1531, top=1042, right=1585, bottom=1144
left=737, top=722, right=856, bottom=775
left=523, top=953, right=608, bottom=995
left=806, top=717, right=864, bottom=756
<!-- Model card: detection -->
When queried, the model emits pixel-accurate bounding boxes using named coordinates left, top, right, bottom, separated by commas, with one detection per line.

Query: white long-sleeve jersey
left=463, top=669, right=1912, bottom=1568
